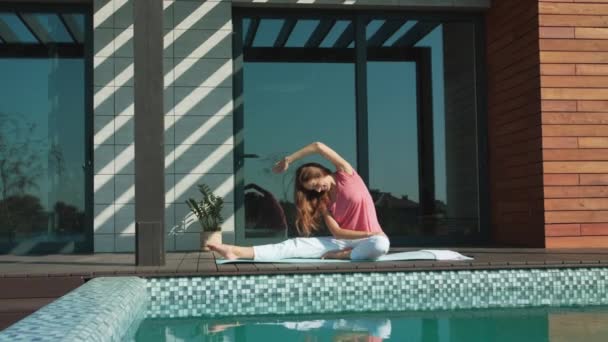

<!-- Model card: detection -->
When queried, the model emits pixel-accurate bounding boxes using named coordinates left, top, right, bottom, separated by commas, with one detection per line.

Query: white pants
left=253, top=235, right=390, bottom=261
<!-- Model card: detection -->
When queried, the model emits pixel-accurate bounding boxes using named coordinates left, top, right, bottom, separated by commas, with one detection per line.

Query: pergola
left=0, top=11, right=84, bottom=57
left=238, top=14, right=440, bottom=62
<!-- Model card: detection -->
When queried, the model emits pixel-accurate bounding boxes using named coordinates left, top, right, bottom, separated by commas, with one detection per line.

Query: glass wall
left=367, top=60, right=421, bottom=237
left=366, top=19, right=481, bottom=241
left=243, top=62, right=356, bottom=239
left=234, top=11, right=485, bottom=245
left=237, top=16, right=357, bottom=242
left=0, top=7, right=91, bottom=254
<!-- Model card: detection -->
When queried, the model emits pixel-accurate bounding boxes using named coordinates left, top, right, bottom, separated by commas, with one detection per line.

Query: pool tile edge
left=0, top=277, right=148, bottom=342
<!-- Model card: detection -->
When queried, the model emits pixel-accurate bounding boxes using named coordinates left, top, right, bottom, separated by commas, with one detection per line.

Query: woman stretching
left=208, top=142, right=390, bottom=260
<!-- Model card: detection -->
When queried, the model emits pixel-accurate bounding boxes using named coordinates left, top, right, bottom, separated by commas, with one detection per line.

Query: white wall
left=93, top=0, right=235, bottom=253
left=164, top=0, right=235, bottom=251
left=93, top=0, right=137, bottom=252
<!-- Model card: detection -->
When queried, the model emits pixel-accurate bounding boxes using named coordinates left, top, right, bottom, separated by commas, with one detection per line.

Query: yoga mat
left=215, top=250, right=472, bottom=264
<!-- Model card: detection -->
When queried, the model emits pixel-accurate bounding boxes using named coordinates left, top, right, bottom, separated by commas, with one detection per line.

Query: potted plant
left=186, top=184, right=224, bottom=251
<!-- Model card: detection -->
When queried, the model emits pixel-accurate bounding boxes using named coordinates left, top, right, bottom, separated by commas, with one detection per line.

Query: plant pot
left=200, top=230, right=222, bottom=251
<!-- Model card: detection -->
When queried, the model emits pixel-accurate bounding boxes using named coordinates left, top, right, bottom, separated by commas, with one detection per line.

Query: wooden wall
left=539, top=0, right=608, bottom=248
left=486, top=0, right=546, bottom=246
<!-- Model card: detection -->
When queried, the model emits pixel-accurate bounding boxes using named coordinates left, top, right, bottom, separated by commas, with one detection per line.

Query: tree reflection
left=54, top=201, right=85, bottom=235
left=0, top=113, right=84, bottom=252
left=0, top=113, right=43, bottom=200
left=0, top=113, right=44, bottom=244
left=0, top=194, right=47, bottom=241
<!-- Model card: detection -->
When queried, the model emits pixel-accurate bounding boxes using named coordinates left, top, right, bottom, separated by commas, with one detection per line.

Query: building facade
left=0, top=0, right=607, bottom=255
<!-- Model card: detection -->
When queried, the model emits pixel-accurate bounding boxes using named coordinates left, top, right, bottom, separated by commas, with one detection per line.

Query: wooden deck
left=2, top=248, right=608, bottom=278
left=1, top=248, right=608, bottom=330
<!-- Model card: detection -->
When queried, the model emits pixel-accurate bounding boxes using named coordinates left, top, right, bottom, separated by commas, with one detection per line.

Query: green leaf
left=185, top=183, right=224, bottom=232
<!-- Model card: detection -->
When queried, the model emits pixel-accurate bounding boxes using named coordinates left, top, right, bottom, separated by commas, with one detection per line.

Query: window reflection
left=236, top=12, right=482, bottom=243
left=368, top=61, right=420, bottom=237
left=244, top=183, right=288, bottom=235
left=0, top=9, right=88, bottom=254
left=368, top=20, right=480, bottom=239
left=243, top=62, right=356, bottom=239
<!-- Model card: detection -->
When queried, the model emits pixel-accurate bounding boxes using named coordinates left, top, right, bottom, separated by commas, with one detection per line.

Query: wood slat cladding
left=486, top=0, right=545, bottom=246
left=539, top=0, right=608, bottom=248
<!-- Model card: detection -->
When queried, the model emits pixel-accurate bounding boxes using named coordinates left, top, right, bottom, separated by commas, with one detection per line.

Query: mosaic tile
left=146, top=268, right=608, bottom=318
left=0, top=277, right=148, bottom=342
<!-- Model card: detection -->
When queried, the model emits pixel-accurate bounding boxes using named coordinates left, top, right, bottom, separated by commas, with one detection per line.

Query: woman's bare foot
left=321, top=247, right=353, bottom=260
left=208, top=322, right=242, bottom=334
left=207, top=243, right=239, bottom=260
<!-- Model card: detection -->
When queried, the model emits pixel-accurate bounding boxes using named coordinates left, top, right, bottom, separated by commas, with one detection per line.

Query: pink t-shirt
left=329, top=169, right=383, bottom=234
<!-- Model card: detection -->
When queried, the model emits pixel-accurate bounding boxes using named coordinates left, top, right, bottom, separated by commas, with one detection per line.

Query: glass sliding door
left=235, top=15, right=357, bottom=244
left=242, top=62, right=356, bottom=242
left=0, top=6, right=91, bottom=254
left=366, top=18, right=482, bottom=243
left=367, top=60, right=421, bottom=238
left=234, top=10, right=486, bottom=246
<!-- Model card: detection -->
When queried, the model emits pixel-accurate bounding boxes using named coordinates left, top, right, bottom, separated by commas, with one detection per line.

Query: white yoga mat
left=215, top=250, right=472, bottom=264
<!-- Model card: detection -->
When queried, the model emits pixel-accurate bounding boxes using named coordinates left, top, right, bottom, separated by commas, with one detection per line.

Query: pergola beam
left=273, top=19, right=296, bottom=48
left=333, top=22, right=353, bottom=48
left=60, top=13, right=84, bottom=43
left=393, top=22, right=439, bottom=47
left=0, top=43, right=83, bottom=57
left=244, top=17, right=259, bottom=48
left=304, top=19, right=334, bottom=48
left=17, top=13, right=50, bottom=44
left=243, top=47, right=421, bottom=63
left=367, top=20, right=406, bottom=47
left=0, top=17, right=19, bottom=43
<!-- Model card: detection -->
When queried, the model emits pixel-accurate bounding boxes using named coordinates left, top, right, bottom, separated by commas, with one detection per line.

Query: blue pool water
left=129, top=306, right=608, bottom=341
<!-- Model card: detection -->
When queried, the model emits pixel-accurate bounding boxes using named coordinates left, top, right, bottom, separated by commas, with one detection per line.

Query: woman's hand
left=272, top=157, right=290, bottom=173
left=271, top=142, right=352, bottom=175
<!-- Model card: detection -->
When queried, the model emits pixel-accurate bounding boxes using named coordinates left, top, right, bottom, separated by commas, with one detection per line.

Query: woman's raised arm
left=272, top=142, right=353, bottom=174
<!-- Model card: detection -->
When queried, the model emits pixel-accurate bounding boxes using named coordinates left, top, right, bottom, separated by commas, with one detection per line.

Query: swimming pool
left=2, top=268, right=608, bottom=341
left=129, top=307, right=608, bottom=341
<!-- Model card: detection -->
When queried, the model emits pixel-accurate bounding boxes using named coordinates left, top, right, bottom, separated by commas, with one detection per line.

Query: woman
left=208, top=142, right=390, bottom=260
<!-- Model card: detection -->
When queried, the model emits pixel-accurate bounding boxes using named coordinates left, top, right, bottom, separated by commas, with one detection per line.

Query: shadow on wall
left=93, top=0, right=237, bottom=251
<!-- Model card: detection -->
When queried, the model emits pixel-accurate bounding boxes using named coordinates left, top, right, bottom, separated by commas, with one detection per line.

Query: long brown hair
left=294, top=163, right=333, bottom=236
